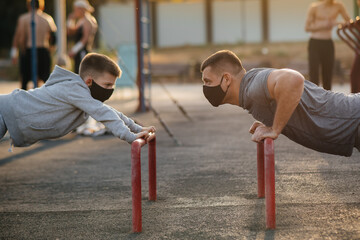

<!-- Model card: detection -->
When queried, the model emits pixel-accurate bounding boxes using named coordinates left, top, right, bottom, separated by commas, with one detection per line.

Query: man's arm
left=47, top=15, right=57, bottom=47
left=250, top=69, right=304, bottom=142
left=11, top=17, right=24, bottom=64
left=338, top=2, right=351, bottom=22
left=69, top=20, right=91, bottom=58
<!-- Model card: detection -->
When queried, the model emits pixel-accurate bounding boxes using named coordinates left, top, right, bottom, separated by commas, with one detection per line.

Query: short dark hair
left=79, top=53, right=121, bottom=79
left=200, top=50, right=243, bottom=75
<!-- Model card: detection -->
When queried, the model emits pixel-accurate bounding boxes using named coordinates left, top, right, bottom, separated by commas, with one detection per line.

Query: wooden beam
left=261, top=0, right=269, bottom=42
left=205, top=0, right=213, bottom=44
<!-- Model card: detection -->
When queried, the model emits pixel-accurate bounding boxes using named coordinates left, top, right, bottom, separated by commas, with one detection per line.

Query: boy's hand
left=142, top=126, right=156, bottom=133
left=135, top=131, right=156, bottom=143
left=145, top=132, right=156, bottom=143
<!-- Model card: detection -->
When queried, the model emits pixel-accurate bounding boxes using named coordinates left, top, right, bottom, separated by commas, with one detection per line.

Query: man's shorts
left=20, top=47, right=51, bottom=82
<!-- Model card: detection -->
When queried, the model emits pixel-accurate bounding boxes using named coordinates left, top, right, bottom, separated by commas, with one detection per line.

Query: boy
left=0, top=53, right=155, bottom=149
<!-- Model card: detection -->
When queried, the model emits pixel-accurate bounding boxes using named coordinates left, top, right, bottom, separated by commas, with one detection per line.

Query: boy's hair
left=27, top=0, right=44, bottom=10
left=200, top=50, right=244, bottom=75
left=79, top=53, right=121, bottom=79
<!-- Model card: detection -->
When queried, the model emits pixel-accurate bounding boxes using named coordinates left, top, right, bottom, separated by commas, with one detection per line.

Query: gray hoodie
left=0, top=65, right=142, bottom=147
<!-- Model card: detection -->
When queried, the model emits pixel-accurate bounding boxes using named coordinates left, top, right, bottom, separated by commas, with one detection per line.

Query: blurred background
left=0, top=0, right=358, bottom=86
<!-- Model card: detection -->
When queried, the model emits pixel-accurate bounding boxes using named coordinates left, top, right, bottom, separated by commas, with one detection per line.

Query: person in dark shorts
left=67, top=0, right=98, bottom=74
left=304, top=0, right=350, bottom=91
left=11, top=0, right=57, bottom=90
left=201, top=50, right=360, bottom=157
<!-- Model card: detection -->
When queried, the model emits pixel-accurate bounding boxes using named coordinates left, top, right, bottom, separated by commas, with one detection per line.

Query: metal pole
left=145, top=0, right=152, bottom=110
left=131, top=139, right=144, bottom=233
left=55, top=0, right=68, bottom=66
left=131, top=137, right=157, bottom=232
left=148, top=137, right=157, bottom=201
left=135, top=0, right=146, bottom=112
left=264, top=138, right=275, bottom=229
left=257, top=141, right=265, bottom=198
left=31, top=0, right=38, bottom=88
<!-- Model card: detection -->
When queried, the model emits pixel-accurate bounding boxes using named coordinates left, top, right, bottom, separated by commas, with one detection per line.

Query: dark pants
left=308, top=38, right=334, bottom=90
left=350, top=53, right=360, bottom=93
left=74, top=48, right=88, bottom=74
left=20, top=48, right=51, bottom=90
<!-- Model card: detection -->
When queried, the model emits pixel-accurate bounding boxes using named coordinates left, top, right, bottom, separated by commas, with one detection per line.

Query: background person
left=11, top=0, right=57, bottom=90
left=67, top=0, right=98, bottom=74
left=349, top=0, right=360, bottom=93
left=304, top=0, right=350, bottom=90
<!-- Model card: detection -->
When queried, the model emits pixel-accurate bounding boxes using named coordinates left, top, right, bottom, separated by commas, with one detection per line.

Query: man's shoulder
left=333, top=1, right=346, bottom=9
left=245, top=68, right=274, bottom=77
left=38, top=12, right=55, bottom=24
left=18, top=12, right=30, bottom=22
left=313, top=1, right=344, bottom=9
left=309, top=2, right=321, bottom=9
left=39, top=12, right=54, bottom=20
left=243, top=68, right=275, bottom=89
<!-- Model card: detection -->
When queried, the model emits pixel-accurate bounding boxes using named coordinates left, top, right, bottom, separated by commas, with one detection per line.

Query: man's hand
left=249, top=121, right=279, bottom=143
left=68, top=51, right=75, bottom=58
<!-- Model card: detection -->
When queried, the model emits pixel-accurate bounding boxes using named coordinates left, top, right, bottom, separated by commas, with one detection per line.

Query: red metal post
left=257, top=141, right=265, bottom=198
left=131, top=139, right=145, bottom=233
left=131, top=137, right=157, bottom=232
left=148, top=137, right=157, bottom=201
left=264, top=138, right=275, bottom=229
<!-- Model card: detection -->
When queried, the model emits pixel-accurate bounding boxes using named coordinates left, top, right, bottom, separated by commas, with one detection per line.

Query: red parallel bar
left=264, top=138, right=275, bottom=229
left=257, top=141, right=265, bottom=198
left=131, top=139, right=146, bottom=233
left=148, top=138, right=157, bottom=201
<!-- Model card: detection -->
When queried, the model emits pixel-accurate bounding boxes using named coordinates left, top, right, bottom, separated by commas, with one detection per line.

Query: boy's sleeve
left=66, top=87, right=138, bottom=143
left=108, top=106, right=143, bottom=133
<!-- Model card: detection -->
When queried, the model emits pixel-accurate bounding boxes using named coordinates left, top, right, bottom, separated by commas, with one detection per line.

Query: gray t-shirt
left=239, top=68, right=360, bottom=157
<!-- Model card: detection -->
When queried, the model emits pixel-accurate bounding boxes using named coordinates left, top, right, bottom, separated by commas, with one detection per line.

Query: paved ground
left=0, top=81, right=359, bottom=239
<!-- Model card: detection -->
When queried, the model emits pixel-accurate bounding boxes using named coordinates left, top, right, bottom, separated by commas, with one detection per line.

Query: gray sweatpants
left=0, top=113, right=7, bottom=139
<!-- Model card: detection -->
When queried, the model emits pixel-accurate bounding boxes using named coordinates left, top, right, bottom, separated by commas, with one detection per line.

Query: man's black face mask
left=203, top=75, right=229, bottom=107
left=89, top=80, right=114, bottom=102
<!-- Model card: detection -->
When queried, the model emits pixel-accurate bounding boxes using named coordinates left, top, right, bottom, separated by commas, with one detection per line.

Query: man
left=201, top=50, right=360, bottom=157
left=11, top=0, right=57, bottom=90
left=305, top=0, right=350, bottom=90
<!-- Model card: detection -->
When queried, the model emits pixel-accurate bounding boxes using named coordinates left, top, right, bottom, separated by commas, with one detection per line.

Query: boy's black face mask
left=89, top=80, right=114, bottom=102
left=202, top=75, right=229, bottom=107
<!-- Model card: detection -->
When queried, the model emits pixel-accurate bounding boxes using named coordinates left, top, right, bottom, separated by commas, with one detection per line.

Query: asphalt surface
left=0, top=82, right=359, bottom=240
